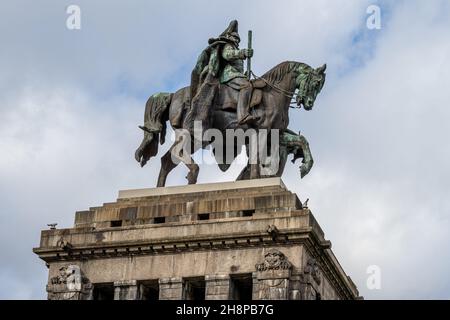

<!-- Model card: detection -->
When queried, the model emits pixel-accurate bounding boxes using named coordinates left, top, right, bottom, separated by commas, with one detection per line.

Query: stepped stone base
left=33, top=178, right=360, bottom=300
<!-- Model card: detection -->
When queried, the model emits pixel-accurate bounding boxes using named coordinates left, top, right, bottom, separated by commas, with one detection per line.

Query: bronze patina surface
left=135, top=20, right=326, bottom=187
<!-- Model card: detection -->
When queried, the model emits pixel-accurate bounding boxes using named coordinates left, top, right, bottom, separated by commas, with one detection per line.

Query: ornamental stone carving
left=255, top=249, right=292, bottom=271
left=304, top=258, right=321, bottom=285
left=47, top=265, right=92, bottom=300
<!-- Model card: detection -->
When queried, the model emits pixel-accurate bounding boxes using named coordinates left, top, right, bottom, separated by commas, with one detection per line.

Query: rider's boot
left=237, top=84, right=256, bottom=125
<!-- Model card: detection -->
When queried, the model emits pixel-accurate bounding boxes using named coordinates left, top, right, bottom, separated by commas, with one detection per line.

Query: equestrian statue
left=135, top=20, right=326, bottom=187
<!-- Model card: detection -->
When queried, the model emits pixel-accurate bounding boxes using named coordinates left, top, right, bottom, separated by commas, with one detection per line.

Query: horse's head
left=295, top=64, right=326, bottom=110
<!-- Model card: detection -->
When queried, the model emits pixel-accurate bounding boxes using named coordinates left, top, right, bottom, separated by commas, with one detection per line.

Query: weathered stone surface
left=34, top=178, right=360, bottom=300
left=205, top=274, right=230, bottom=300
left=114, top=280, right=138, bottom=300
left=47, top=265, right=92, bottom=300
left=159, top=277, right=183, bottom=300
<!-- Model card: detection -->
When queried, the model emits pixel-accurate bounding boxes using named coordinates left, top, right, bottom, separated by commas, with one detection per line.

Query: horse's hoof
left=186, top=173, right=198, bottom=184
left=135, top=148, right=142, bottom=162
left=186, top=177, right=197, bottom=184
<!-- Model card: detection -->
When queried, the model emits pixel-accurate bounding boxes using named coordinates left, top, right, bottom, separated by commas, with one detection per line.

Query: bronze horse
left=135, top=61, right=326, bottom=187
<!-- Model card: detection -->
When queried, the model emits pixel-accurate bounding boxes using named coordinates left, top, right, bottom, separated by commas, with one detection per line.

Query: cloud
left=289, top=0, right=450, bottom=299
left=0, top=86, right=147, bottom=298
left=1, top=0, right=449, bottom=299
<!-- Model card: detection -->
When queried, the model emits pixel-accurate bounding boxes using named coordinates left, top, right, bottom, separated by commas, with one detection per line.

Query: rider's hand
left=241, top=49, right=254, bottom=58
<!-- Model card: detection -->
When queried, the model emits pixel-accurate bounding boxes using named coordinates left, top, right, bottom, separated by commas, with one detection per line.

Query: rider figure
left=190, top=20, right=256, bottom=127
left=219, top=24, right=256, bottom=125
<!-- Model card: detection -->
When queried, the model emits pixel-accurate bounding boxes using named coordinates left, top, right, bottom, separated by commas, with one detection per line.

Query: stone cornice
left=34, top=217, right=357, bottom=298
left=33, top=180, right=361, bottom=300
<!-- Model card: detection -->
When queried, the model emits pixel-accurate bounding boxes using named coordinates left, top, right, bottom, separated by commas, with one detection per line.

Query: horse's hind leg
left=159, top=138, right=200, bottom=186
left=185, top=157, right=199, bottom=184
left=157, top=149, right=178, bottom=187
left=182, top=141, right=200, bottom=184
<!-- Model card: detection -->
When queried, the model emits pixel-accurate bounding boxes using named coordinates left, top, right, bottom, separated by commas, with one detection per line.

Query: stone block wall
left=35, top=178, right=360, bottom=300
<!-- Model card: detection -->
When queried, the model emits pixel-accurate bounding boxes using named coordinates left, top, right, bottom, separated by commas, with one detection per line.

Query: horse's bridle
left=250, top=70, right=303, bottom=108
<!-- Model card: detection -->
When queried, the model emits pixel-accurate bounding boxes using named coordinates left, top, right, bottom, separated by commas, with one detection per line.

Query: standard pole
left=247, top=30, right=252, bottom=80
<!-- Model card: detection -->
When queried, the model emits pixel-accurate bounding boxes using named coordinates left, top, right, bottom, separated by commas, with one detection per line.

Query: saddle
left=249, top=78, right=266, bottom=108
left=216, top=78, right=266, bottom=111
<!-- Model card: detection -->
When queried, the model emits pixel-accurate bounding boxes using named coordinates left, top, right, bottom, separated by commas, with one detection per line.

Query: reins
left=250, top=70, right=302, bottom=109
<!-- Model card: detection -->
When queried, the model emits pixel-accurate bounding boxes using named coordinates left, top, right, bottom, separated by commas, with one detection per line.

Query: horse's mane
left=261, top=61, right=302, bottom=83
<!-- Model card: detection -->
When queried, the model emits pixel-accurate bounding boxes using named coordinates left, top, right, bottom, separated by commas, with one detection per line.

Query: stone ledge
left=32, top=229, right=316, bottom=262
left=118, top=177, right=286, bottom=199
left=38, top=211, right=318, bottom=249
left=34, top=178, right=361, bottom=300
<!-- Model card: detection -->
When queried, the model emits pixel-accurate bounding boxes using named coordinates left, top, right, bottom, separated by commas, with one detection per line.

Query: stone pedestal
left=114, top=280, right=138, bottom=300
left=33, top=178, right=361, bottom=300
left=159, top=277, right=183, bottom=300
left=205, top=275, right=230, bottom=300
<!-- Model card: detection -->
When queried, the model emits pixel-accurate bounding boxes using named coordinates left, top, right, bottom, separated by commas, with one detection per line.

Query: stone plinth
left=33, top=177, right=360, bottom=300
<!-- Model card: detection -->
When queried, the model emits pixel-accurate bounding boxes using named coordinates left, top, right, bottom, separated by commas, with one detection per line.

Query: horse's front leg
left=242, top=129, right=257, bottom=179
left=157, top=148, right=178, bottom=187
left=298, top=135, right=314, bottom=178
left=185, top=158, right=200, bottom=184
left=274, top=145, right=289, bottom=177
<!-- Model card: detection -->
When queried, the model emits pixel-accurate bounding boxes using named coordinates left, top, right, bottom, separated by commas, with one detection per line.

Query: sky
left=0, top=0, right=449, bottom=299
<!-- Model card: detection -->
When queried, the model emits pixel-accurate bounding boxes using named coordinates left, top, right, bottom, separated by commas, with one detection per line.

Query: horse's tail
left=134, top=92, right=173, bottom=167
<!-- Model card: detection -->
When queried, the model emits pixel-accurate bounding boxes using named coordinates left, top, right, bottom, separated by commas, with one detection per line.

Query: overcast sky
left=1, top=0, right=449, bottom=299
